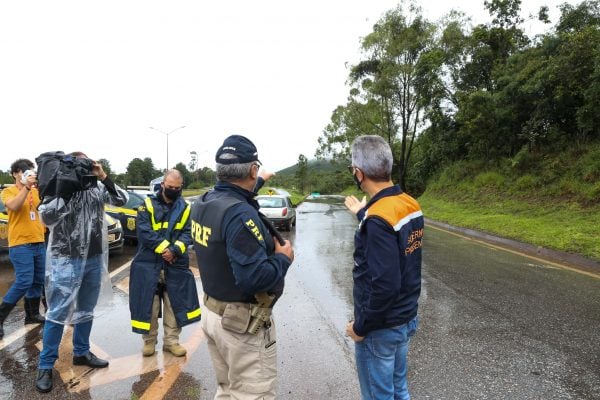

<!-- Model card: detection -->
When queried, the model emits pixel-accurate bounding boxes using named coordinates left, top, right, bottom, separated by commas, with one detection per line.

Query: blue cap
left=215, top=135, right=260, bottom=165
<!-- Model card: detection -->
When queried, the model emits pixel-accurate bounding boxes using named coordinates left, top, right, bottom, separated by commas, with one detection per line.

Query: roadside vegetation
left=310, top=0, right=600, bottom=261
left=419, top=143, right=600, bottom=260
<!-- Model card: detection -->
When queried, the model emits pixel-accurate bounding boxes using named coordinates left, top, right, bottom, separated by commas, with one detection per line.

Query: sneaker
left=142, top=341, right=156, bottom=357
left=163, top=343, right=187, bottom=357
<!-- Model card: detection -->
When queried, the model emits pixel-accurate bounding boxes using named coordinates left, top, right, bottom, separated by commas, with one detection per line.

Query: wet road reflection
left=0, top=196, right=598, bottom=399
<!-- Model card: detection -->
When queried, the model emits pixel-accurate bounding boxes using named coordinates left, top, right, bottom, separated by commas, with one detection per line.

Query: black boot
left=0, top=302, right=16, bottom=339
left=35, top=369, right=53, bottom=393
left=24, top=298, right=45, bottom=324
left=40, top=293, right=48, bottom=312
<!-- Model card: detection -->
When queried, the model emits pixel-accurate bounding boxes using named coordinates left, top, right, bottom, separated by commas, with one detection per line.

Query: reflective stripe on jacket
left=129, top=194, right=200, bottom=333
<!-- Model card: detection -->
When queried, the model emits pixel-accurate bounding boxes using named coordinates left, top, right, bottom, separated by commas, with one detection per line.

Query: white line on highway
left=110, top=260, right=132, bottom=279
left=0, top=324, right=40, bottom=351
left=0, top=260, right=134, bottom=351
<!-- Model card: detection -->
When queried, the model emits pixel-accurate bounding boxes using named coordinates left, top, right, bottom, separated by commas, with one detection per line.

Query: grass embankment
left=418, top=144, right=600, bottom=261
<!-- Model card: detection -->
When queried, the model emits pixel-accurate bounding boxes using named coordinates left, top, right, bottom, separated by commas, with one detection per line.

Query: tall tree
left=173, top=162, right=193, bottom=188
left=295, top=154, right=308, bottom=193
left=126, top=157, right=160, bottom=186
left=96, top=158, right=112, bottom=177
left=318, top=1, right=442, bottom=190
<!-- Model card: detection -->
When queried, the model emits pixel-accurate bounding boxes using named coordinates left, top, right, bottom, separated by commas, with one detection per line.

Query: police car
left=105, top=189, right=151, bottom=243
left=0, top=188, right=124, bottom=253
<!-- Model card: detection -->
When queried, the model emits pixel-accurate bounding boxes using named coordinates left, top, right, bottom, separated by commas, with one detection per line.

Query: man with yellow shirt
left=0, top=159, right=46, bottom=339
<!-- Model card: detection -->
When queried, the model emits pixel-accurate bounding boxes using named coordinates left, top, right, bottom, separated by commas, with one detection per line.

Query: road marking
left=110, top=260, right=132, bottom=278
left=427, top=224, right=600, bottom=279
left=29, top=260, right=206, bottom=396
left=0, top=259, right=134, bottom=350
left=0, top=324, right=41, bottom=350
left=139, top=325, right=205, bottom=400
left=34, top=323, right=206, bottom=394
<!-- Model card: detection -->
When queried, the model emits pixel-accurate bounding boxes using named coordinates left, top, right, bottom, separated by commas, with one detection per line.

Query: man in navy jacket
left=345, top=135, right=424, bottom=400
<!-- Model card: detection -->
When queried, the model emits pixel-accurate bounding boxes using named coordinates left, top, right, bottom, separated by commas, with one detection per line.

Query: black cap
left=215, top=135, right=260, bottom=165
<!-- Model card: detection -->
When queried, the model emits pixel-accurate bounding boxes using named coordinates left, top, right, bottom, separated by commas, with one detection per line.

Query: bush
left=473, top=171, right=505, bottom=189
left=510, top=146, right=538, bottom=172
left=513, top=174, right=541, bottom=191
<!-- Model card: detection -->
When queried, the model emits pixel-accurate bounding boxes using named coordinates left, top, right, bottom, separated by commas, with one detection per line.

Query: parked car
left=0, top=189, right=124, bottom=253
left=105, top=190, right=150, bottom=242
left=255, top=194, right=296, bottom=231
left=106, top=213, right=125, bottom=253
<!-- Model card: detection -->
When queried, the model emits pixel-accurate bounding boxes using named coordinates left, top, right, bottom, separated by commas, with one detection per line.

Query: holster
left=155, top=281, right=166, bottom=319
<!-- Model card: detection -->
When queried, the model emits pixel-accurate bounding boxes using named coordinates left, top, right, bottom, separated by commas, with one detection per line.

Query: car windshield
left=257, top=197, right=285, bottom=208
left=125, top=192, right=146, bottom=209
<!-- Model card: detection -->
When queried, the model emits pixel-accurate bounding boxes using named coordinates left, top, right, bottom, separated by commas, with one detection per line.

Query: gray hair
left=216, top=154, right=254, bottom=182
left=351, top=135, right=393, bottom=181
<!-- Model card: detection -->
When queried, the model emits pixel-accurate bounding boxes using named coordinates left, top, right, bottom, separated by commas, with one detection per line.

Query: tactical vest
left=191, top=194, right=255, bottom=302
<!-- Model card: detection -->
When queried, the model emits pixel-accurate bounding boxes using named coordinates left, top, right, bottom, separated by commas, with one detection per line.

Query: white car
left=256, top=194, right=296, bottom=231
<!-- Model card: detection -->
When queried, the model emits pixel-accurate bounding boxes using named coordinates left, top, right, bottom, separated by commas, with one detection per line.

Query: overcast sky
left=0, top=0, right=573, bottom=174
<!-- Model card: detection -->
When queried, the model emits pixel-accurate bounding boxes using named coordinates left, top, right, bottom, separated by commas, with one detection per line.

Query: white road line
left=0, top=324, right=40, bottom=351
left=0, top=260, right=133, bottom=351
left=110, top=260, right=132, bottom=279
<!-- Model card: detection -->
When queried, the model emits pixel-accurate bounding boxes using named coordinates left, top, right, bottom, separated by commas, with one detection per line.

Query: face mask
left=163, top=187, right=182, bottom=200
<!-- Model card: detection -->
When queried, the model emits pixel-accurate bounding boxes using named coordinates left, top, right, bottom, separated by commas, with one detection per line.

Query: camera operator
left=0, top=159, right=46, bottom=339
left=34, top=151, right=128, bottom=394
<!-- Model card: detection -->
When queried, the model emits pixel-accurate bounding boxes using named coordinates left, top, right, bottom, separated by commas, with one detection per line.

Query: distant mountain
left=276, top=158, right=345, bottom=176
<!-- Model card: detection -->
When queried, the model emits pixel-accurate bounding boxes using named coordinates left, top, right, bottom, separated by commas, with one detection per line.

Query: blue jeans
left=38, top=319, right=93, bottom=369
left=355, top=316, right=418, bottom=400
left=45, top=254, right=102, bottom=323
left=4, top=243, right=46, bottom=304
left=39, top=254, right=103, bottom=369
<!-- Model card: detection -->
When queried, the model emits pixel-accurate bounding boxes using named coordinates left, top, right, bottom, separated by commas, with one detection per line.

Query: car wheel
left=285, top=219, right=293, bottom=231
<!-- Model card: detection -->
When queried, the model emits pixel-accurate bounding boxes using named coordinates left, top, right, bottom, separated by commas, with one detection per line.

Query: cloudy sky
left=0, top=0, right=571, bottom=174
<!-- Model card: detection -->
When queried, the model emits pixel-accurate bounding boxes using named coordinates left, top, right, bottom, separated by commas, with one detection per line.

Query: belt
left=203, top=294, right=250, bottom=316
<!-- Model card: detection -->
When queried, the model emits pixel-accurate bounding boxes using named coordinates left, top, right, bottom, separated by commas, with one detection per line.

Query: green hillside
left=275, top=159, right=343, bottom=177
left=418, top=144, right=600, bottom=261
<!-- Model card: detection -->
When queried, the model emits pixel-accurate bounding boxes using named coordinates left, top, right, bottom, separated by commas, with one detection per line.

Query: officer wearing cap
left=191, top=135, right=294, bottom=399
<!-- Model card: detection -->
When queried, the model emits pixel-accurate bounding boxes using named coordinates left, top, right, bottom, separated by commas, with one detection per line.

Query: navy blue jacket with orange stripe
left=351, top=185, right=424, bottom=337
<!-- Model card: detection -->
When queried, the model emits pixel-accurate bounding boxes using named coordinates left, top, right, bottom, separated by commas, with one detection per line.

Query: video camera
left=35, top=151, right=98, bottom=200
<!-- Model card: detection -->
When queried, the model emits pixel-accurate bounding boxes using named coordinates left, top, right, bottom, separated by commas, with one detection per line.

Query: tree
left=318, top=1, right=443, bottom=190
left=126, top=157, right=160, bottom=186
left=96, top=158, right=112, bottom=177
left=295, top=154, right=308, bottom=193
left=196, top=167, right=216, bottom=187
left=173, top=162, right=194, bottom=188
left=0, top=170, right=12, bottom=185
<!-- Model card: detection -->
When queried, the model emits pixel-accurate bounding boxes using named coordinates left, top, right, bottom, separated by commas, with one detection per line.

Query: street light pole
left=149, top=126, right=186, bottom=170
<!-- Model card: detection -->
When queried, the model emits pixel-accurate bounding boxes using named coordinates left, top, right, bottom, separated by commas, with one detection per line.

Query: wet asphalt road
left=0, top=196, right=599, bottom=399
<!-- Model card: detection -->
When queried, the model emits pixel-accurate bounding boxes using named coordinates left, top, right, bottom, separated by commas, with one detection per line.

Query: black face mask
left=163, top=187, right=182, bottom=201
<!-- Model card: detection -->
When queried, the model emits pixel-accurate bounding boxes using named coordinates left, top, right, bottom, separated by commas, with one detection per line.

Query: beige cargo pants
left=202, top=307, right=277, bottom=400
left=142, top=272, right=181, bottom=346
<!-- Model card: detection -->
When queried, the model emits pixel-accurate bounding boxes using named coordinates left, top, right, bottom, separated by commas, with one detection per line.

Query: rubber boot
left=0, top=302, right=17, bottom=339
left=24, top=298, right=45, bottom=325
